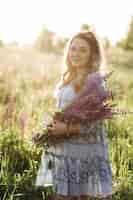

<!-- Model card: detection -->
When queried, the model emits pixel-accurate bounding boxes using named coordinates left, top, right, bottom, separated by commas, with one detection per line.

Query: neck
left=75, top=67, right=86, bottom=76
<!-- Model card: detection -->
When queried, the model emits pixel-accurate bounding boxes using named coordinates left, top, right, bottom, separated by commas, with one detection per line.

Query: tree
left=102, top=37, right=111, bottom=49
left=124, top=16, right=133, bottom=50
left=80, top=23, right=91, bottom=32
left=34, top=25, right=55, bottom=52
left=116, top=16, right=133, bottom=50
left=116, top=38, right=126, bottom=49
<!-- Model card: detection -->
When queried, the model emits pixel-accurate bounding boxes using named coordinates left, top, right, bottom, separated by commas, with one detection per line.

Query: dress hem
left=35, top=184, right=113, bottom=198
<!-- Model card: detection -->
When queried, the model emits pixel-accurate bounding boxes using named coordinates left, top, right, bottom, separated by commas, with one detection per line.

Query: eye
left=79, top=48, right=87, bottom=53
left=70, top=46, right=76, bottom=51
left=70, top=46, right=88, bottom=53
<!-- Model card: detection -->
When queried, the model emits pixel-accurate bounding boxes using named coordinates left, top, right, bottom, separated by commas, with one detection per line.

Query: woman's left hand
left=47, top=120, right=67, bottom=136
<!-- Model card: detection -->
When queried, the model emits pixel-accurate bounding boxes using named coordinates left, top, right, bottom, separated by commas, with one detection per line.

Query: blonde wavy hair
left=56, top=31, right=106, bottom=93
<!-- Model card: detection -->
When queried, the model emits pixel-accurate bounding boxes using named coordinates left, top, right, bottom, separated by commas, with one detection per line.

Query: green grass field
left=0, top=46, right=133, bottom=199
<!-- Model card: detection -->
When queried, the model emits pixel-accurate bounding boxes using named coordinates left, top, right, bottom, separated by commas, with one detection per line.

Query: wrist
left=66, top=123, right=80, bottom=136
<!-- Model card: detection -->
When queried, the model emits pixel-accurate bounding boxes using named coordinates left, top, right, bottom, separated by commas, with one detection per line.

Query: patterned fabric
left=36, top=80, right=113, bottom=198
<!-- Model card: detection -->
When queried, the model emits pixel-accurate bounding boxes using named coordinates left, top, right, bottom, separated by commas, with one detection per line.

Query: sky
left=0, top=0, right=133, bottom=45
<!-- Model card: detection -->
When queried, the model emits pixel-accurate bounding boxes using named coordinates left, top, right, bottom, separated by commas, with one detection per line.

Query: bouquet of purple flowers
left=33, top=71, right=114, bottom=146
left=61, top=71, right=114, bottom=124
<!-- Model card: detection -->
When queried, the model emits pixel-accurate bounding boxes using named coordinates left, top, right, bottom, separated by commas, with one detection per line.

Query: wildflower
left=33, top=71, right=115, bottom=146
left=7, top=95, right=15, bottom=127
left=18, top=111, right=27, bottom=138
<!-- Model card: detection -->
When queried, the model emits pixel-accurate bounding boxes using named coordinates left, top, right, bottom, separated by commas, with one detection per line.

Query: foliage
left=0, top=46, right=132, bottom=199
left=116, top=16, right=133, bottom=50
left=0, top=40, right=4, bottom=48
left=106, top=47, right=133, bottom=69
left=34, top=25, right=67, bottom=53
left=103, top=37, right=111, bottom=49
left=34, top=25, right=55, bottom=52
left=80, top=23, right=91, bottom=32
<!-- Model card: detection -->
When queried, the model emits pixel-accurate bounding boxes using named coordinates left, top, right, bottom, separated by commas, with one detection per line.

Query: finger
left=48, top=127, right=54, bottom=132
left=36, top=135, right=40, bottom=139
left=32, top=136, right=37, bottom=141
left=33, top=136, right=39, bottom=142
left=38, top=134, right=44, bottom=140
left=48, top=126, right=53, bottom=130
left=36, top=133, right=41, bottom=138
left=48, top=123, right=53, bottom=127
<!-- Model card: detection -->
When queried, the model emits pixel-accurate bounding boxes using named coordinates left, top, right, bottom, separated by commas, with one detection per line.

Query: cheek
left=68, top=51, right=72, bottom=59
left=83, top=53, right=90, bottom=63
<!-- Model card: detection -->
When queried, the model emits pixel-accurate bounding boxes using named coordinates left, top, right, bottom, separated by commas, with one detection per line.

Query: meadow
left=0, top=45, right=133, bottom=200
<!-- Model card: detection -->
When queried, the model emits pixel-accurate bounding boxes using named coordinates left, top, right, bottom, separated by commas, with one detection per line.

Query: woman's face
left=68, top=37, right=91, bottom=68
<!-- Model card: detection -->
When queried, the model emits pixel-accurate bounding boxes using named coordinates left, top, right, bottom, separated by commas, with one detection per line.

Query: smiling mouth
left=72, top=58, right=81, bottom=62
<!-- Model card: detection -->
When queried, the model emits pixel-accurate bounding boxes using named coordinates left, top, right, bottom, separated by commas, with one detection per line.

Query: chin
left=72, top=63, right=82, bottom=68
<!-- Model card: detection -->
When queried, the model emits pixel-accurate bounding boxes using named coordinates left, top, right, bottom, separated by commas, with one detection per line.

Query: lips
left=71, top=58, right=81, bottom=62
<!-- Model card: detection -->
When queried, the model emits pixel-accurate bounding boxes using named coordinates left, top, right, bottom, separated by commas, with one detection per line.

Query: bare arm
left=48, top=121, right=81, bottom=137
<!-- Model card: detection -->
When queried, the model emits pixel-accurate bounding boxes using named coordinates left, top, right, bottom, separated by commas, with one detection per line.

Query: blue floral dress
left=36, top=80, right=113, bottom=198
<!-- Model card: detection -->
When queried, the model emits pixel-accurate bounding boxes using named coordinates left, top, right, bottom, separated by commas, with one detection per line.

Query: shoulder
left=53, top=82, right=76, bottom=99
left=54, top=83, right=77, bottom=109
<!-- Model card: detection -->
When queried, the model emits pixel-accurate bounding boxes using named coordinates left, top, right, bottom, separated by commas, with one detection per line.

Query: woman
left=35, top=31, right=113, bottom=199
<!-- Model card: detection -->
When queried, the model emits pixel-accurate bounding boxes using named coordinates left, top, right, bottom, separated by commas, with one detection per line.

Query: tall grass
left=0, top=46, right=133, bottom=199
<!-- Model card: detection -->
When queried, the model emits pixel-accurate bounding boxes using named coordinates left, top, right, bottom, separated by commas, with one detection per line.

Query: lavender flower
left=33, top=71, right=115, bottom=146
left=63, top=71, right=114, bottom=124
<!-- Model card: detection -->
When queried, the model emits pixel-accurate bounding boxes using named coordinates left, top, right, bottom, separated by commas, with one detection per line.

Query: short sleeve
left=54, top=83, right=77, bottom=110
